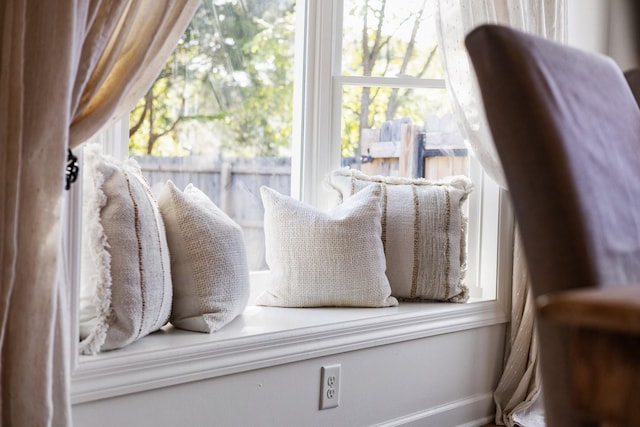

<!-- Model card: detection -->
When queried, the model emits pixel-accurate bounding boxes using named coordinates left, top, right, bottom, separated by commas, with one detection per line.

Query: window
left=297, top=0, right=499, bottom=300
left=71, top=0, right=510, bottom=403
left=337, top=0, right=461, bottom=176
left=83, top=0, right=496, bottom=298
left=126, top=0, right=296, bottom=272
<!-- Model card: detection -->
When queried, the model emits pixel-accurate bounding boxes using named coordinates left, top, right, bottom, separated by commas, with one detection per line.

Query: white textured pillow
left=328, top=169, right=473, bottom=302
left=79, top=145, right=172, bottom=354
left=257, top=185, right=398, bottom=308
left=157, top=181, right=249, bottom=333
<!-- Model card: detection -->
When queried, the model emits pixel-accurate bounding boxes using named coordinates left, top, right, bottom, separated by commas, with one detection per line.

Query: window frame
left=295, top=0, right=495, bottom=299
left=69, top=0, right=512, bottom=404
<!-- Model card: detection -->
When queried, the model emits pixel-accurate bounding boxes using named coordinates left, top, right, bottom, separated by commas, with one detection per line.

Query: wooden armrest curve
left=537, top=287, right=640, bottom=334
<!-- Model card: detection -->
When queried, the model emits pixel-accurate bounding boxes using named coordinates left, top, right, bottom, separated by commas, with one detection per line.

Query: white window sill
left=71, top=273, right=508, bottom=404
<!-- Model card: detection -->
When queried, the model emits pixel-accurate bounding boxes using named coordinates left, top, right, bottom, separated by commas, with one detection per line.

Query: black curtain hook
left=65, top=148, right=79, bottom=191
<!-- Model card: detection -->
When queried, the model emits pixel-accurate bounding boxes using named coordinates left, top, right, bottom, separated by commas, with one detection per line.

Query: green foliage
left=340, top=0, right=444, bottom=158
left=130, top=0, right=443, bottom=161
left=130, top=0, right=295, bottom=158
left=229, top=9, right=295, bottom=157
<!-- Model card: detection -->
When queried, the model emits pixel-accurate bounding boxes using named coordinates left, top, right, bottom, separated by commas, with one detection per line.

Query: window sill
left=71, top=292, right=508, bottom=404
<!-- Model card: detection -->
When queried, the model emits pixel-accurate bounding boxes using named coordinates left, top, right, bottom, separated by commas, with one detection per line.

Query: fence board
left=357, top=119, right=469, bottom=180
left=133, top=121, right=468, bottom=270
left=135, top=155, right=291, bottom=271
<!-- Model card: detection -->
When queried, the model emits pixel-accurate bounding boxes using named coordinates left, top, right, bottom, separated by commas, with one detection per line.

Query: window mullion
left=296, top=0, right=340, bottom=209
left=335, top=75, right=446, bottom=89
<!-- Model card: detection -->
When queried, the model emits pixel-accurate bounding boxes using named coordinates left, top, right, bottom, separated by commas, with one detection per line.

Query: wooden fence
left=135, top=121, right=468, bottom=270
left=358, top=120, right=468, bottom=180
left=135, top=156, right=290, bottom=271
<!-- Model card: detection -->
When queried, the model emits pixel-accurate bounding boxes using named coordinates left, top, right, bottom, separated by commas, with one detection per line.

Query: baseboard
left=373, top=392, right=495, bottom=427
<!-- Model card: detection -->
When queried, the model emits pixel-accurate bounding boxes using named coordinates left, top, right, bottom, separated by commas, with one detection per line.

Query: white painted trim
left=335, top=75, right=446, bottom=89
left=479, top=171, right=502, bottom=301
left=465, top=156, right=484, bottom=298
left=290, top=0, right=308, bottom=200
left=458, top=417, right=496, bottom=427
left=65, top=147, right=83, bottom=371
left=72, top=300, right=507, bottom=404
left=372, top=392, right=494, bottom=427
left=296, top=0, right=338, bottom=209
left=99, top=117, right=129, bottom=161
left=496, top=188, right=515, bottom=317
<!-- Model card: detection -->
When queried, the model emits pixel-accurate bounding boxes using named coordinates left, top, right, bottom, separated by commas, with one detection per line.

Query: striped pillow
left=79, top=144, right=173, bottom=354
left=328, top=169, right=472, bottom=302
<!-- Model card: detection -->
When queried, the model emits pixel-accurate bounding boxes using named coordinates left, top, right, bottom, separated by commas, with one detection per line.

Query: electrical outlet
left=320, top=364, right=341, bottom=410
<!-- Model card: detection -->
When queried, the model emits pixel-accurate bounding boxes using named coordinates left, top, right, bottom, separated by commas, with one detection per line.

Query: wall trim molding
left=373, top=392, right=495, bottom=427
left=72, top=301, right=507, bottom=404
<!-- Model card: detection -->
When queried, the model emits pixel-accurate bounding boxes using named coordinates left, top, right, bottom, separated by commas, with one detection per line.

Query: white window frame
left=70, top=0, right=512, bottom=405
left=294, top=0, right=499, bottom=300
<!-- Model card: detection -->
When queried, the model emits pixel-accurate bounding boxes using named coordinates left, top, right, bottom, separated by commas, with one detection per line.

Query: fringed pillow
left=79, top=144, right=172, bottom=354
left=157, top=181, right=250, bottom=333
left=328, top=169, right=473, bottom=302
left=256, top=185, right=398, bottom=308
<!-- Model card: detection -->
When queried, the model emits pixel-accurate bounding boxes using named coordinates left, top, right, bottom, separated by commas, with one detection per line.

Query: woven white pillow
left=328, top=169, right=473, bottom=302
left=157, top=181, right=250, bottom=333
left=256, top=185, right=398, bottom=308
left=79, top=145, right=172, bottom=354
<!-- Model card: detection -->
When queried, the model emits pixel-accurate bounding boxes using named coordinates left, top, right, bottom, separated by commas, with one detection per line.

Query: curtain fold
left=437, top=0, right=566, bottom=186
left=435, top=1, right=566, bottom=426
left=0, top=1, right=199, bottom=425
left=70, top=2, right=201, bottom=147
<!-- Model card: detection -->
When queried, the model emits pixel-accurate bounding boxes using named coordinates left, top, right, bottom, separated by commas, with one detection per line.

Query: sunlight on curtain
left=435, top=1, right=566, bottom=426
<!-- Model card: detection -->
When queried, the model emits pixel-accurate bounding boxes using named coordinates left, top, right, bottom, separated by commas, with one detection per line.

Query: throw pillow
left=157, top=181, right=250, bottom=333
left=256, top=185, right=398, bottom=308
left=79, top=144, right=173, bottom=354
left=328, top=169, right=473, bottom=302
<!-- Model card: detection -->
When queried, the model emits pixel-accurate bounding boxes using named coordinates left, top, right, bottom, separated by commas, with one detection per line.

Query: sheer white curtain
left=435, top=1, right=566, bottom=426
left=0, top=1, right=198, bottom=425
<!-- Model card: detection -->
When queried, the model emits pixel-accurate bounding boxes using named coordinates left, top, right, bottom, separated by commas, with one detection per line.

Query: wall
left=73, top=324, right=506, bottom=427
left=567, top=0, right=608, bottom=52
left=567, top=0, right=639, bottom=69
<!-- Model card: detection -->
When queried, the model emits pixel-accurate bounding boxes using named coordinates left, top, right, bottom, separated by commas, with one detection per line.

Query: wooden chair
left=466, top=25, right=640, bottom=427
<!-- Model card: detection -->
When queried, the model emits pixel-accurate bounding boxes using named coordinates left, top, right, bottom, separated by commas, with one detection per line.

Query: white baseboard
left=374, top=393, right=495, bottom=427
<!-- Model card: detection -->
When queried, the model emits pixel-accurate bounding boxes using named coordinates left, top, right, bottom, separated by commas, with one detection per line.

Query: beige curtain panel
left=0, top=1, right=199, bottom=425
left=436, top=0, right=566, bottom=426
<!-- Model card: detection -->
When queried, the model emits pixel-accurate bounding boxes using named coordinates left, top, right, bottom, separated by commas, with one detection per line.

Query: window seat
left=72, top=274, right=507, bottom=405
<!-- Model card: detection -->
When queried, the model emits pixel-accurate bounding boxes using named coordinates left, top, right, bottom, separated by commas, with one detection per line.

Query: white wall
left=567, top=0, right=608, bottom=52
left=73, top=325, right=506, bottom=427
left=567, top=0, right=639, bottom=69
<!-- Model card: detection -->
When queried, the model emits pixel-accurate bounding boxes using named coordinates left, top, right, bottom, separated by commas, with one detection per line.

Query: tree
left=129, top=0, right=438, bottom=161
left=129, top=61, right=192, bottom=156
left=129, top=0, right=296, bottom=158
left=341, top=0, right=441, bottom=159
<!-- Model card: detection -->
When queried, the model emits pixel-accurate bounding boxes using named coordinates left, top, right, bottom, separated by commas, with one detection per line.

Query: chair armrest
left=537, top=287, right=640, bottom=334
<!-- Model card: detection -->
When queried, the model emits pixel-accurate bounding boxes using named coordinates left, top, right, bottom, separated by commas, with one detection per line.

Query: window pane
left=341, top=0, right=443, bottom=79
left=340, top=86, right=468, bottom=180
left=129, top=0, right=296, bottom=271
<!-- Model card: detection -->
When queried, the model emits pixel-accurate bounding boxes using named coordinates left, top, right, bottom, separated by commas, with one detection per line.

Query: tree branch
left=129, top=91, right=152, bottom=138
left=362, top=0, right=371, bottom=74
left=416, top=44, right=438, bottom=78
left=155, top=89, right=188, bottom=140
